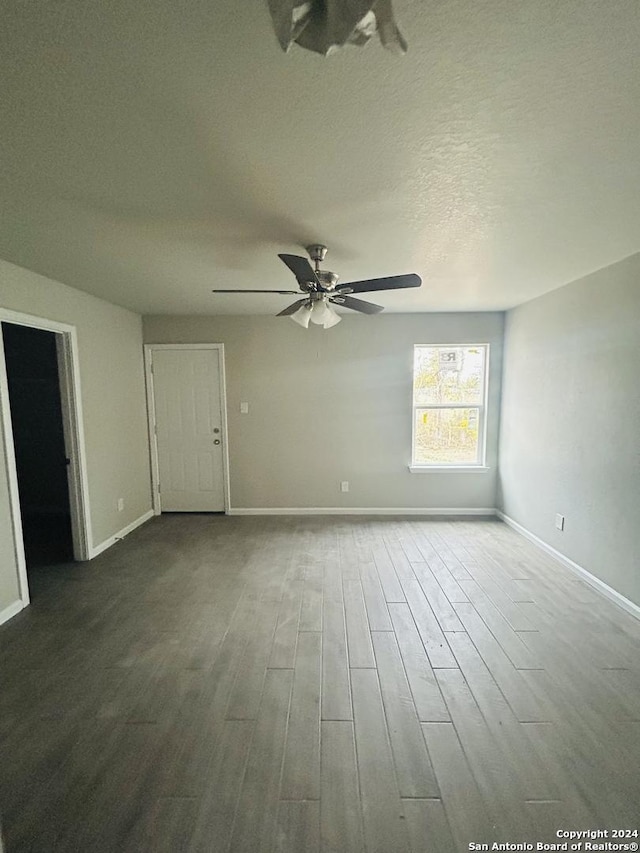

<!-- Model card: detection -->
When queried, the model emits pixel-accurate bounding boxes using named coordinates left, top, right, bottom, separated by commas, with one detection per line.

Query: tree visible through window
left=412, top=345, right=489, bottom=466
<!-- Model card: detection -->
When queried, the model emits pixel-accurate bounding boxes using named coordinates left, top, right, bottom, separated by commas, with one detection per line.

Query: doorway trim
left=143, top=344, right=231, bottom=515
left=0, top=309, right=92, bottom=606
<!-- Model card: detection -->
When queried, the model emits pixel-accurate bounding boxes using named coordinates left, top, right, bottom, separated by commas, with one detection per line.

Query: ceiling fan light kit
left=290, top=295, right=342, bottom=328
left=212, top=244, right=421, bottom=330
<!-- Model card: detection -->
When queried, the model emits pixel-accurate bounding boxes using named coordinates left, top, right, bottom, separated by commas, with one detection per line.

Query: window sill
left=408, top=465, right=491, bottom=474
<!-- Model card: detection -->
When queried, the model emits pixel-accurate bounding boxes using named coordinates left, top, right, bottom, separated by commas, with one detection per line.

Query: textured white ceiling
left=1, top=0, right=639, bottom=315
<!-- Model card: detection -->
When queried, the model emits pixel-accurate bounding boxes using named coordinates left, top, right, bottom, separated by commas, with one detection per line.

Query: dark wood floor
left=1, top=515, right=639, bottom=852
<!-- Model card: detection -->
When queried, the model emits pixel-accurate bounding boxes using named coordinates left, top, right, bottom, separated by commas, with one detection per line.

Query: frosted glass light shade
left=290, top=304, right=312, bottom=327
left=309, top=300, right=330, bottom=325
left=308, top=299, right=342, bottom=328
left=322, top=306, right=341, bottom=327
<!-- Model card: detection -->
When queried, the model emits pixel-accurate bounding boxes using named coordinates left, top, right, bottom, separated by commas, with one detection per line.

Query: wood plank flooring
left=1, top=515, right=639, bottom=852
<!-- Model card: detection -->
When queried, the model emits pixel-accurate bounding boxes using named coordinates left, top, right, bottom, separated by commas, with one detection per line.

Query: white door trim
left=144, top=344, right=231, bottom=514
left=0, top=309, right=93, bottom=607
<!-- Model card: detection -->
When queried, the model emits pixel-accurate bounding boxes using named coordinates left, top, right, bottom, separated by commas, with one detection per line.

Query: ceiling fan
left=212, top=244, right=422, bottom=328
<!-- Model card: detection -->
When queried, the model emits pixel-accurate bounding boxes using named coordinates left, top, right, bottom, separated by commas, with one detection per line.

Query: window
left=411, top=344, right=489, bottom=469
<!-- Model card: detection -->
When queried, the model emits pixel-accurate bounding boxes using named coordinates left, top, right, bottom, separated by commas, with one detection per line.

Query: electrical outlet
left=555, top=513, right=565, bottom=531
left=117, top=498, right=124, bottom=512
left=340, top=481, right=349, bottom=493
left=240, top=402, right=249, bottom=414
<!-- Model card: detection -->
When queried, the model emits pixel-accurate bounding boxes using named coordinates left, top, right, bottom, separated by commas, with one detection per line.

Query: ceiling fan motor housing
left=315, top=270, right=340, bottom=290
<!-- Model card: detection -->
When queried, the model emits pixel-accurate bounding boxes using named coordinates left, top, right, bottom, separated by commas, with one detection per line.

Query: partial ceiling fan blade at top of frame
left=336, top=273, right=421, bottom=294
left=278, top=254, right=320, bottom=287
left=331, top=295, right=384, bottom=314
left=277, top=299, right=309, bottom=316
left=211, top=289, right=302, bottom=294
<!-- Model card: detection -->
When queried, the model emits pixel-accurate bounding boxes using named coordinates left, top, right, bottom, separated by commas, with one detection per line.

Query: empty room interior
left=0, top=1, right=639, bottom=851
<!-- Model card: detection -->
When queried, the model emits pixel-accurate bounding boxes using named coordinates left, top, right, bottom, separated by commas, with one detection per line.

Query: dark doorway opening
left=2, top=323, right=74, bottom=572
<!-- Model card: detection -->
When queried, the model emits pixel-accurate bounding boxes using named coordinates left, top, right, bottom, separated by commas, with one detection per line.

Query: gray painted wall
left=0, top=260, right=153, bottom=617
left=499, top=252, right=640, bottom=607
left=143, top=313, right=504, bottom=511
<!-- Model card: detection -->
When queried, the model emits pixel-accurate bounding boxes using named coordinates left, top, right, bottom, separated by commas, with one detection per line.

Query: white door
left=150, top=347, right=226, bottom=512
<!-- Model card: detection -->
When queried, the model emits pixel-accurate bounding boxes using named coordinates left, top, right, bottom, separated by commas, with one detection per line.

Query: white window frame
left=410, top=343, right=490, bottom=473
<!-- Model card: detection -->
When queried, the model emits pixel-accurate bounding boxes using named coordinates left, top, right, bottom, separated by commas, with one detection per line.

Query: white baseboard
left=497, top=510, right=640, bottom=621
left=228, top=507, right=497, bottom=517
left=89, top=509, right=154, bottom=559
left=0, top=598, right=26, bottom=627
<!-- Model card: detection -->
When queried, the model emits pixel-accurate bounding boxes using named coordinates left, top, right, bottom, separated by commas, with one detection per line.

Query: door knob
left=214, top=439, right=221, bottom=445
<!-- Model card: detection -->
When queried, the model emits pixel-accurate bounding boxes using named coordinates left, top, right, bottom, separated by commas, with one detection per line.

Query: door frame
left=143, top=343, right=231, bottom=515
left=0, top=309, right=93, bottom=606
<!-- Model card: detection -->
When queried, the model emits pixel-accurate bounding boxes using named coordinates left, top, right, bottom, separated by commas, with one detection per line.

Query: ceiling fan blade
left=277, top=299, right=308, bottom=316
left=336, top=273, right=421, bottom=294
left=331, top=295, right=384, bottom=314
left=278, top=254, right=319, bottom=288
left=212, top=289, right=301, bottom=294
